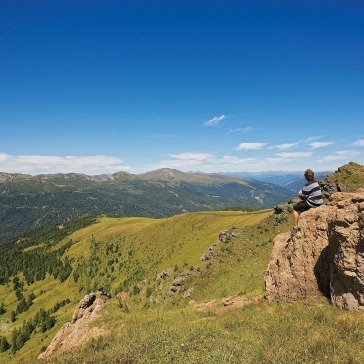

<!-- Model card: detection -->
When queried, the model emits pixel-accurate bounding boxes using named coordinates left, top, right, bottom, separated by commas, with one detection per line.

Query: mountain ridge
left=0, top=168, right=293, bottom=243
left=1, top=162, right=364, bottom=363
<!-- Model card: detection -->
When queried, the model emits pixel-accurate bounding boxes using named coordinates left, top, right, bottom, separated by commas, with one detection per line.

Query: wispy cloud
left=150, top=152, right=212, bottom=170
left=271, top=143, right=299, bottom=151
left=168, top=152, right=212, bottom=161
left=236, top=142, right=267, bottom=151
left=305, top=136, right=322, bottom=142
left=308, top=141, right=334, bottom=149
left=353, top=138, right=364, bottom=147
left=275, top=152, right=313, bottom=158
left=204, top=115, right=228, bottom=126
left=228, top=127, right=253, bottom=133
left=217, top=155, right=259, bottom=166
left=319, top=150, right=362, bottom=162
left=0, top=153, right=131, bottom=175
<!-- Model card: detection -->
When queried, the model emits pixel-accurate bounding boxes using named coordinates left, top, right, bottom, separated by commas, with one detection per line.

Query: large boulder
left=265, top=189, right=364, bottom=309
left=38, top=293, right=107, bottom=359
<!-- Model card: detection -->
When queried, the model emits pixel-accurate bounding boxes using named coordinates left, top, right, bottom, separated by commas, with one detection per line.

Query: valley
left=1, top=162, right=364, bottom=363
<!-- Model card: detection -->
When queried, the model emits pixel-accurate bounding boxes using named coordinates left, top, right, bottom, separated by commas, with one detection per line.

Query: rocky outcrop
left=320, top=162, right=364, bottom=199
left=189, top=296, right=256, bottom=315
left=265, top=189, right=364, bottom=309
left=320, top=178, right=348, bottom=200
left=38, top=294, right=107, bottom=359
left=201, top=227, right=242, bottom=261
left=165, top=269, right=201, bottom=298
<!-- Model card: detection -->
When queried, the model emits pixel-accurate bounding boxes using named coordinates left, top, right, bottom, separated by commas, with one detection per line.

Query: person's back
left=300, top=178, right=323, bottom=208
left=292, top=169, right=323, bottom=237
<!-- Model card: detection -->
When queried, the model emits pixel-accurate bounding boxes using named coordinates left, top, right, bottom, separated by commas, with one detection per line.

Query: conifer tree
left=0, top=336, right=10, bottom=352
left=10, top=311, right=16, bottom=322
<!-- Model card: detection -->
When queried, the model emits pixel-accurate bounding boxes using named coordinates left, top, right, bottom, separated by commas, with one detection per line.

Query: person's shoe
left=291, top=227, right=301, bottom=238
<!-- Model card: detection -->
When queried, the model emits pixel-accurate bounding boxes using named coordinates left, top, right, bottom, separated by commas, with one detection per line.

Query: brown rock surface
left=189, top=295, right=253, bottom=315
left=38, top=294, right=107, bottom=359
left=265, top=189, right=364, bottom=309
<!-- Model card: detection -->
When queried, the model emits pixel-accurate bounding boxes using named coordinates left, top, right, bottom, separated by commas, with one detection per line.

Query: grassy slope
left=36, top=207, right=364, bottom=364
left=3, top=161, right=364, bottom=364
left=0, top=170, right=293, bottom=242
left=0, top=209, right=272, bottom=364
left=333, top=162, right=364, bottom=187
left=322, top=161, right=364, bottom=197
left=43, top=297, right=364, bottom=364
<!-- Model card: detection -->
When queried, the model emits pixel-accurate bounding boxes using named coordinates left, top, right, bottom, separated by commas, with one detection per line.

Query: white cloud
left=0, top=152, right=8, bottom=162
left=272, top=143, right=299, bottom=151
left=319, top=150, right=362, bottom=162
left=236, top=142, right=267, bottom=151
left=168, top=152, right=212, bottom=161
left=152, top=152, right=266, bottom=172
left=305, top=136, right=322, bottom=142
left=204, top=115, right=228, bottom=126
left=275, top=152, right=313, bottom=158
left=148, top=146, right=355, bottom=173
left=228, top=127, right=253, bottom=133
left=0, top=153, right=131, bottom=175
left=149, top=152, right=213, bottom=170
left=308, top=141, right=334, bottom=149
left=353, top=139, right=364, bottom=147
left=219, top=155, right=258, bottom=165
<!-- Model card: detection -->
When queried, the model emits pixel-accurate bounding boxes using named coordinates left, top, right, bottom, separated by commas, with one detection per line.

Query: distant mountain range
left=1, top=161, right=363, bottom=363
left=221, top=170, right=333, bottom=192
left=0, top=168, right=294, bottom=242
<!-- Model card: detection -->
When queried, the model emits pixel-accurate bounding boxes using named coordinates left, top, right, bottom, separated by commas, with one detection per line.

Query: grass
left=3, top=206, right=364, bottom=363
left=63, top=210, right=273, bottom=297
left=1, top=209, right=274, bottom=363
left=34, top=297, right=364, bottom=364
left=0, top=273, right=78, bottom=364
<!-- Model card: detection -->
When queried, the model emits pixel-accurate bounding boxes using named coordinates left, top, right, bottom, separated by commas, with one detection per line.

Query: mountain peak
left=138, top=168, right=190, bottom=181
left=137, top=168, right=245, bottom=184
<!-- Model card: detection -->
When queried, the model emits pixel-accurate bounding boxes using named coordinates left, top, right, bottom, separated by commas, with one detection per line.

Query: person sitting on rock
left=292, top=169, right=323, bottom=238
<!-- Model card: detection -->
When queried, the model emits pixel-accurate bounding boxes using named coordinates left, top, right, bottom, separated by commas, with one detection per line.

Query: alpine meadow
left=1, top=1, right=364, bottom=363
left=1, top=162, right=364, bottom=363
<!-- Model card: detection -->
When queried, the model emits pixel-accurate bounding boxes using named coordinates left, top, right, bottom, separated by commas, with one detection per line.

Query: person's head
left=304, top=169, right=314, bottom=181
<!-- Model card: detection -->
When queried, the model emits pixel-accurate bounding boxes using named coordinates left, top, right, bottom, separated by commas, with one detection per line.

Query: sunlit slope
left=0, top=274, right=79, bottom=364
left=0, top=209, right=273, bottom=364
left=0, top=169, right=293, bottom=242
left=62, top=210, right=272, bottom=295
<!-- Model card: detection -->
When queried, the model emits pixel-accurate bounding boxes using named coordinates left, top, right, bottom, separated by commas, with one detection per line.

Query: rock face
left=265, top=189, right=364, bottom=309
left=201, top=227, right=242, bottom=261
left=38, top=294, right=107, bottom=359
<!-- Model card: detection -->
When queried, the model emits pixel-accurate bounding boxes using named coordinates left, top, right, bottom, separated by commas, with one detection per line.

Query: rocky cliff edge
left=265, top=189, right=364, bottom=309
left=38, top=293, right=107, bottom=359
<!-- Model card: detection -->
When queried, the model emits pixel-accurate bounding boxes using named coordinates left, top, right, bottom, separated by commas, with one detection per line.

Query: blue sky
left=1, top=0, right=363, bottom=175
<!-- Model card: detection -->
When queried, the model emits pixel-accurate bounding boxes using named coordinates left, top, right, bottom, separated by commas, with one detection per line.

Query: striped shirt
left=300, top=180, right=323, bottom=207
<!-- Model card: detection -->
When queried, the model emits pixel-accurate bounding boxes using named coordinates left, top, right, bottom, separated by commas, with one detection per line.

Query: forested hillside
left=0, top=209, right=274, bottom=363
left=0, top=162, right=363, bottom=363
left=0, top=169, right=293, bottom=242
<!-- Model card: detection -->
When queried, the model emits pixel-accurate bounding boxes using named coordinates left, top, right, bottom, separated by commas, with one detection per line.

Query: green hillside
left=320, top=161, right=364, bottom=198
left=0, top=169, right=293, bottom=242
left=0, top=209, right=277, bottom=363
left=1, top=162, right=364, bottom=363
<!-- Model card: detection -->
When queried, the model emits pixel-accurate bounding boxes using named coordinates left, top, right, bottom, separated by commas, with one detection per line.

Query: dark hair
left=304, top=169, right=314, bottom=181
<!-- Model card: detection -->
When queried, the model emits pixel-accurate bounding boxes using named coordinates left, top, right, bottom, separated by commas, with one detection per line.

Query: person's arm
left=298, top=189, right=305, bottom=201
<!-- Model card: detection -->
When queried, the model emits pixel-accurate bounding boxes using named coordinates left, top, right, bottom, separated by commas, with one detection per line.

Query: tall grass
left=40, top=298, right=364, bottom=364
left=9, top=207, right=364, bottom=364
left=1, top=210, right=273, bottom=363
